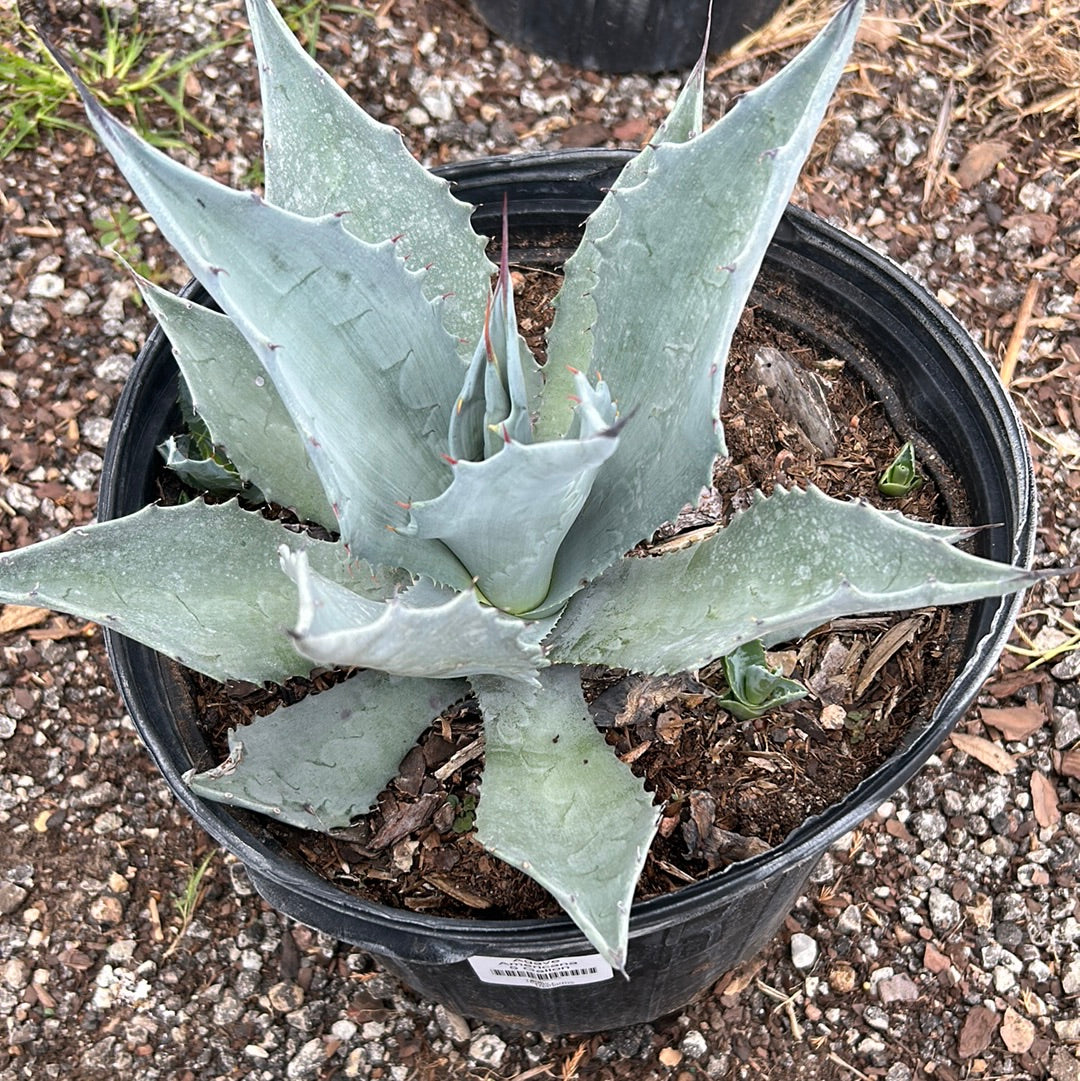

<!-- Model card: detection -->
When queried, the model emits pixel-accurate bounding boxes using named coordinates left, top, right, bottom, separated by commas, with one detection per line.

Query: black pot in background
left=100, top=150, right=1035, bottom=1033
left=470, top=0, right=784, bottom=73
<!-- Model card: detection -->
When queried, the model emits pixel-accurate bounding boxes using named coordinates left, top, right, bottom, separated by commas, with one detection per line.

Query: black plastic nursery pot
left=100, top=150, right=1035, bottom=1034
left=470, top=0, right=785, bottom=73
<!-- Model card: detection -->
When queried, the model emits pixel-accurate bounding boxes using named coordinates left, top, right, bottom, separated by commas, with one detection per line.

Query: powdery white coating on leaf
left=247, top=0, right=492, bottom=359
left=72, top=89, right=471, bottom=585
left=473, top=666, right=660, bottom=972
left=186, top=671, right=468, bottom=830
left=136, top=275, right=334, bottom=527
left=404, top=430, right=620, bottom=614
left=548, top=485, right=1044, bottom=674
left=536, top=30, right=709, bottom=439
left=447, top=246, right=540, bottom=463
left=0, top=500, right=375, bottom=684
left=534, top=0, right=865, bottom=617
left=34, top=0, right=1050, bottom=975
left=281, top=548, right=547, bottom=682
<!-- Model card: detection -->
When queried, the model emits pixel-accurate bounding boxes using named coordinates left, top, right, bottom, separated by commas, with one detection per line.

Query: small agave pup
left=2, top=0, right=1049, bottom=971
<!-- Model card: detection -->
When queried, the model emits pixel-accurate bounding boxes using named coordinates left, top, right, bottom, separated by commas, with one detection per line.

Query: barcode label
left=468, top=952, right=614, bottom=989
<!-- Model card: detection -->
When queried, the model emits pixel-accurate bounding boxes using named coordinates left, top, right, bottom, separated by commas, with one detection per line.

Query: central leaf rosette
left=400, top=238, right=622, bottom=614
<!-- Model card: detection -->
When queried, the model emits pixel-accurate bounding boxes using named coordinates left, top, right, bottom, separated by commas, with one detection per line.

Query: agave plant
left=1, top=0, right=1046, bottom=970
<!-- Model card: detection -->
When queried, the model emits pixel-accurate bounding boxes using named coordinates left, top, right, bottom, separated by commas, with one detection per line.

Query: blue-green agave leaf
left=246, top=0, right=491, bottom=358
left=473, top=666, right=660, bottom=972
left=186, top=671, right=467, bottom=831
left=565, top=369, right=618, bottom=441
left=54, top=63, right=471, bottom=587
left=158, top=433, right=253, bottom=498
left=137, top=276, right=334, bottom=527
left=715, top=639, right=808, bottom=720
left=485, top=228, right=535, bottom=450
left=548, top=485, right=1045, bottom=674
left=0, top=500, right=381, bottom=684
left=448, top=221, right=537, bottom=461
left=280, top=549, right=547, bottom=681
left=536, top=24, right=710, bottom=439
left=403, top=427, right=621, bottom=614
left=447, top=330, right=490, bottom=463
left=538, top=0, right=864, bottom=615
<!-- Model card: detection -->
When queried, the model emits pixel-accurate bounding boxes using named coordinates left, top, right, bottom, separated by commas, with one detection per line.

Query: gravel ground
left=1, top=0, right=1079, bottom=1078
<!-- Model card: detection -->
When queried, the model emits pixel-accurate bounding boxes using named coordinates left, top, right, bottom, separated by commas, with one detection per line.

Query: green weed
left=91, top=204, right=162, bottom=291
left=162, top=848, right=216, bottom=957
left=1, top=4, right=235, bottom=159
left=281, top=0, right=366, bottom=56
left=0, top=14, right=83, bottom=157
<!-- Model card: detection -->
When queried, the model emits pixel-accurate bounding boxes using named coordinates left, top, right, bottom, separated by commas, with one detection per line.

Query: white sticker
left=468, top=952, right=614, bottom=989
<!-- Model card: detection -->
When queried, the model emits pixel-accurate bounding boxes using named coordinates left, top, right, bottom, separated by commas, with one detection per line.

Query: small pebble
left=894, top=133, right=921, bottom=165
left=790, top=933, right=818, bottom=971
left=837, top=904, right=862, bottom=934
left=100, top=280, right=133, bottom=320
left=88, top=895, right=124, bottom=923
left=5, top=484, right=40, bottom=514
left=679, top=1030, right=708, bottom=1060
left=832, top=131, right=882, bottom=170
left=80, top=417, right=113, bottom=449
left=63, top=289, right=91, bottom=315
left=928, top=890, right=961, bottom=931
left=877, top=973, right=920, bottom=1004
left=910, top=809, right=948, bottom=842
left=468, top=1033, right=507, bottom=1069
left=417, top=77, right=453, bottom=121
left=3, top=959, right=29, bottom=990
left=267, top=981, right=305, bottom=1012
left=864, top=1004, right=889, bottom=1031
left=331, top=1019, right=357, bottom=1042
left=1052, top=708, right=1080, bottom=748
left=1052, top=653, right=1080, bottom=681
left=1050, top=1048, right=1080, bottom=1081
left=1017, top=180, right=1052, bottom=213
left=92, top=811, right=124, bottom=834
left=9, top=299, right=49, bottom=337
left=286, top=1037, right=326, bottom=1079
left=29, top=272, right=64, bottom=298
left=94, top=353, right=135, bottom=381
left=0, top=882, right=28, bottom=916
left=434, top=1003, right=471, bottom=1044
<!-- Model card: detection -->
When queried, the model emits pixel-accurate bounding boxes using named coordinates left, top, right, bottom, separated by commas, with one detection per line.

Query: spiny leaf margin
left=186, top=671, right=468, bottom=830
left=548, top=484, right=1046, bottom=674
left=534, top=0, right=865, bottom=616
left=281, top=550, right=548, bottom=682
left=473, top=666, right=660, bottom=972
left=0, top=499, right=379, bottom=684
